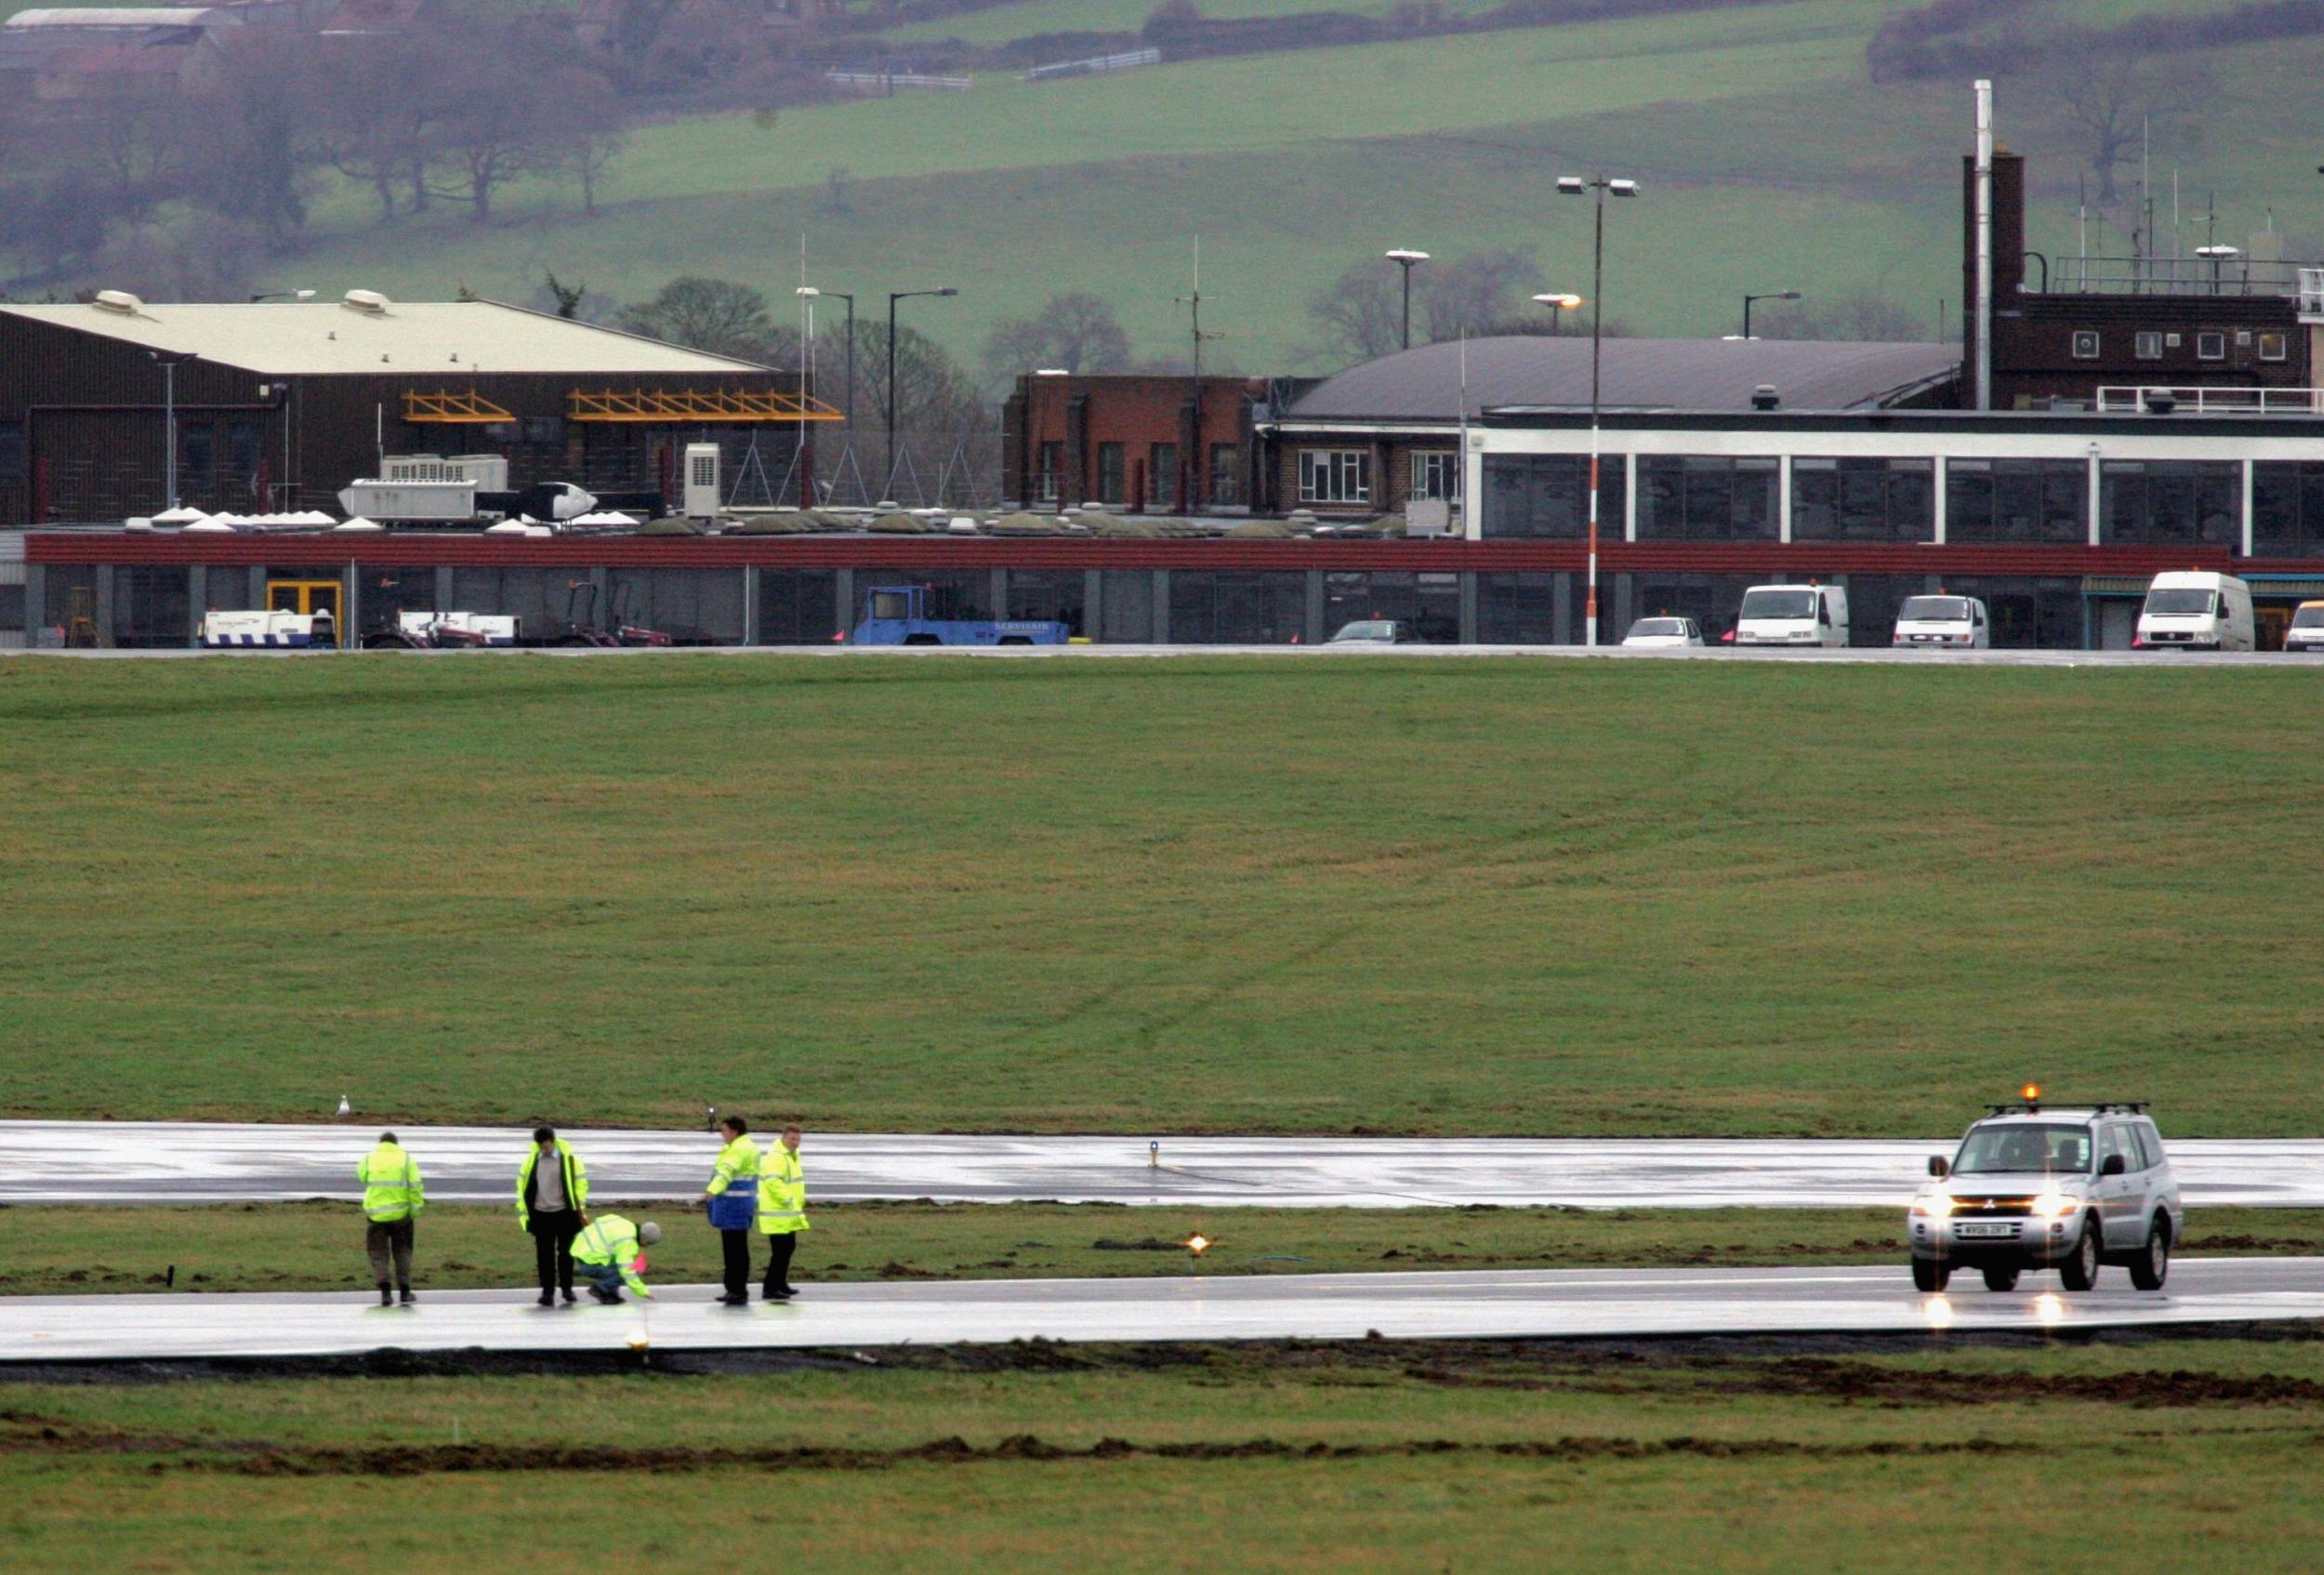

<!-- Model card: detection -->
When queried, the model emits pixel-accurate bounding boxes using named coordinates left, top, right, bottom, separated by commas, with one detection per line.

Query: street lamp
left=2195, top=245, right=2241, bottom=296
left=1532, top=292, right=1582, bottom=337
left=885, top=286, right=957, bottom=500
left=147, top=350, right=198, bottom=510
left=1384, top=248, right=1430, bottom=351
left=1741, top=289, right=1801, bottom=340
left=1554, top=173, right=1638, bottom=647
left=797, top=286, right=857, bottom=434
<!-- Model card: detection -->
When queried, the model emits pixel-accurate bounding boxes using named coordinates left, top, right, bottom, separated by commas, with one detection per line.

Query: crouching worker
left=572, top=1215, right=662, bottom=1304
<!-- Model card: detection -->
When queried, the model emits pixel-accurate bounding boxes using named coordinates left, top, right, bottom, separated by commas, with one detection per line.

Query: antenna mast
left=1175, top=237, right=1225, bottom=510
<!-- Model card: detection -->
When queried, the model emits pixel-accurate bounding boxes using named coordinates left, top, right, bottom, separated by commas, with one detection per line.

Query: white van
left=1735, top=582, right=1849, bottom=647
left=1892, top=593, right=1989, bottom=649
left=2135, top=572, right=2253, bottom=652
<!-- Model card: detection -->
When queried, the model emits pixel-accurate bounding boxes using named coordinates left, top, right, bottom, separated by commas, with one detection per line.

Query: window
left=1097, top=443, right=1125, bottom=505
left=1035, top=441, right=1064, bottom=503
left=1208, top=444, right=1239, bottom=507
left=179, top=421, right=216, bottom=491
left=1006, top=569, right=1085, bottom=636
left=1149, top=443, right=1179, bottom=510
left=1167, top=572, right=1304, bottom=643
left=2197, top=332, right=2227, bottom=361
left=1322, top=571, right=1456, bottom=642
left=110, top=565, right=190, bottom=648
left=0, top=420, right=22, bottom=488
left=2251, top=462, right=2324, bottom=556
left=1945, top=459, right=2087, bottom=543
left=1790, top=457, right=1934, bottom=542
left=2070, top=330, right=2100, bottom=360
left=757, top=569, right=839, bottom=643
left=0, top=584, right=23, bottom=632
left=2260, top=333, right=2289, bottom=363
left=2134, top=332, right=2163, bottom=361
left=1299, top=448, right=1370, bottom=504
left=1480, top=455, right=1627, bottom=539
left=1100, top=570, right=1156, bottom=642
left=2101, top=460, right=2240, bottom=547
left=1408, top=451, right=1461, bottom=502
left=1476, top=573, right=1557, bottom=643
left=1638, top=456, right=1779, bottom=541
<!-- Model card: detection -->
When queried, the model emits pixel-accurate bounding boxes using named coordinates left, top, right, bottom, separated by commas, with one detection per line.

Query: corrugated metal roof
left=1284, top=337, right=1960, bottom=422
left=0, top=298, right=769, bottom=376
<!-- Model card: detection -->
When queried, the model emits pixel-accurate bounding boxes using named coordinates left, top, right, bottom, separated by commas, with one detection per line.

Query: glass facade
left=1100, top=570, right=1157, bottom=642
left=1637, top=457, right=1779, bottom=540
left=1167, top=572, right=1304, bottom=643
left=1945, top=459, right=2087, bottom=542
left=1476, top=573, right=1557, bottom=643
left=1790, top=457, right=1934, bottom=542
left=609, top=567, right=746, bottom=643
left=1629, top=573, right=1758, bottom=644
left=1005, top=569, right=1086, bottom=637
left=2253, top=461, right=2324, bottom=557
left=758, top=569, right=839, bottom=643
left=111, top=564, right=189, bottom=647
left=1840, top=574, right=1929, bottom=648
left=1322, top=571, right=1459, bottom=642
left=2100, top=460, right=2239, bottom=547
left=1939, top=576, right=2083, bottom=649
left=1480, top=454, right=1626, bottom=539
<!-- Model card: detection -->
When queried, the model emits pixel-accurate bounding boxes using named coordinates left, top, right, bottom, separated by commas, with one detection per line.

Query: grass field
left=7, top=1336, right=2324, bottom=1571
left=253, top=0, right=2324, bottom=370
left=5, top=655, right=2323, bottom=1135
left=5, top=1201, right=2320, bottom=1296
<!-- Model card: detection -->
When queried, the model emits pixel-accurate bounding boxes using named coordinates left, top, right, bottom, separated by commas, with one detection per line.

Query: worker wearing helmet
left=757, top=1126, right=809, bottom=1302
left=356, top=1131, right=425, bottom=1307
left=573, top=1215, right=662, bottom=1303
left=702, top=1116, right=761, bottom=1306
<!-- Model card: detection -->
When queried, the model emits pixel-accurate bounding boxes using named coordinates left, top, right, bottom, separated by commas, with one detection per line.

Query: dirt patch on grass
left=1736, top=1358, right=2324, bottom=1409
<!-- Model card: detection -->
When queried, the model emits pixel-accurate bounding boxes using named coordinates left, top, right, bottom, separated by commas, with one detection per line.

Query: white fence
left=825, top=70, right=972, bottom=93
left=1022, top=46, right=1160, bottom=81
left=2095, top=385, right=2324, bottom=415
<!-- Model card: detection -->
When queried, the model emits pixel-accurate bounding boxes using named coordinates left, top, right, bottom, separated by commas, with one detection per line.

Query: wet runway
left=5, top=1123, right=2321, bottom=1209
left=4, top=1257, right=2318, bottom=1363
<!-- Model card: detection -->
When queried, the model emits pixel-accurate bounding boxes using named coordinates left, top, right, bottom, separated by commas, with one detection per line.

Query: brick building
left=1001, top=372, right=1264, bottom=513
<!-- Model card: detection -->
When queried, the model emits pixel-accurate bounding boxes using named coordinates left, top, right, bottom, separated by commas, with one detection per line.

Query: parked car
left=1622, top=616, right=1705, bottom=648
left=1327, top=618, right=1416, bottom=645
left=1907, top=1095, right=2182, bottom=1293
left=2135, top=571, right=2253, bottom=651
left=2285, top=600, right=2324, bottom=655
left=1734, top=583, right=1849, bottom=647
left=1891, top=594, right=1989, bottom=649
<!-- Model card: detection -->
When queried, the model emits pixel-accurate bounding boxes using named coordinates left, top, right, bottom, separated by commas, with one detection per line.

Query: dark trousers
left=762, top=1232, right=797, bottom=1295
left=529, top=1211, right=580, bottom=1294
left=720, top=1228, right=752, bottom=1297
left=365, top=1216, right=415, bottom=1289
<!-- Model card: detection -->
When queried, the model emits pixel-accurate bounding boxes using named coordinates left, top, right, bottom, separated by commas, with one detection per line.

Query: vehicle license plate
left=1956, top=1223, right=2014, bottom=1238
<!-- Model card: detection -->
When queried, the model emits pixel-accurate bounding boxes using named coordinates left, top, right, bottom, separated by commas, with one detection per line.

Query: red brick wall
left=1004, top=374, right=1260, bottom=510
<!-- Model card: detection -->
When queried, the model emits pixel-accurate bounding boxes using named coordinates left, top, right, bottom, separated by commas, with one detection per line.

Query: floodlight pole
left=1385, top=249, right=1429, bottom=351
left=149, top=350, right=197, bottom=510
left=1557, top=178, right=1631, bottom=646
left=885, top=287, right=956, bottom=500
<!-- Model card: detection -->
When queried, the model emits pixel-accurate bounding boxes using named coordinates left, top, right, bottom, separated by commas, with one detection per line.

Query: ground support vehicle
left=1622, top=616, right=1705, bottom=648
left=851, top=585, right=1068, bottom=646
left=200, top=610, right=331, bottom=648
left=1907, top=1097, right=2182, bottom=1293
left=2284, top=600, right=2324, bottom=654
left=2135, top=572, right=2253, bottom=651
left=1733, top=583, right=1849, bottom=647
left=1891, top=595, right=1989, bottom=649
left=1327, top=619, right=1419, bottom=645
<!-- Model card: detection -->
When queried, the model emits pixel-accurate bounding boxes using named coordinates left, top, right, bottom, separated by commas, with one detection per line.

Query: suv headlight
left=2031, top=1191, right=2080, bottom=1218
left=1912, top=1195, right=1954, bottom=1217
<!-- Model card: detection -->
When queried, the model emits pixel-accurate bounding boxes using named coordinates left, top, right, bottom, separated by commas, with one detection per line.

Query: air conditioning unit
left=381, top=453, right=508, bottom=490
left=682, top=442, right=720, bottom=521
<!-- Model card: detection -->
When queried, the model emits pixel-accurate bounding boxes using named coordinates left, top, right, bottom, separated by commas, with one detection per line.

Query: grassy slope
left=6, top=1201, right=2320, bottom=1295
left=7, top=1340, right=2324, bottom=1571
left=257, top=1, right=2324, bottom=369
left=5, top=655, right=2322, bottom=1135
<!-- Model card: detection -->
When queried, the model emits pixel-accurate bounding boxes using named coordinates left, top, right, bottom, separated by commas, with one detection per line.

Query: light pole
left=885, top=286, right=957, bottom=501
left=1384, top=248, right=1429, bottom=351
left=2195, top=245, right=2240, bottom=296
left=1741, top=289, right=1801, bottom=339
left=147, top=350, right=198, bottom=510
left=1555, top=173, right=1638, bottom=647
left=1532, top=292, right=1582, bottom=337
left=797, top=286, right=856, bottom=432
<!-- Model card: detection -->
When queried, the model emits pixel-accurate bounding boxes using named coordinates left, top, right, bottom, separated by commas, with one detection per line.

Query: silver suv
left=1907, top=1101, right=2183, bottom=1293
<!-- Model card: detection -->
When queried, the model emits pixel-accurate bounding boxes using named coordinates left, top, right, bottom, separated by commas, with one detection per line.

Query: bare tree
left=979, top=292, right=1132, bottom=385
left=1418, top=246, right=1545, bottom=342
left=616, top=277, right=779, bottom=361
left=1306, top=259, right=1404, bottom=364
left=2036, top=30, right=2211, bottom=205
left=1750, top=288, right=1929, bottom=341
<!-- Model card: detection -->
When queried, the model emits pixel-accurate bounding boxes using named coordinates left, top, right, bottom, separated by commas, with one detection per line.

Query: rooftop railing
left=2301, top=267, right=2324, bottom=317
left=2043, top=254, right=2321, bottom=298
left=2094, top=385, right=2324, bottom=415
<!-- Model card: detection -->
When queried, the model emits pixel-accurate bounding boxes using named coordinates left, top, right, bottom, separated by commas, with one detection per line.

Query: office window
left=1097, top=442, right=1125, bottom=505
left=1408, top=451, right=1461, bottom=502
left=2197, top=332, right=2227, bottom=361
left=1480, top=454, right=1626, bottom=539
left=1638, top=456, right=1779, bottom=540
left=1168, top=572, right=1304, bottom=643
left=2134, top=332, right=2163, bottom=361
left=1322, top=571, right=1457, bottom=642
left=1789, top=457, right=1934, bottom=542
left=1150, top=443, right=1179, bottom=510
left=2101, top=461, right=2240, bottom=548
left=2070, top=330, right=2100, bottom=360
left=1299, top=448, right=1370, bottom=504
left=756, top=569, right=839, bottom=643
left=2260, top=333, right=2290, bottom=363
left=1208, top=443, right=1239, bottom=507
left=1035, top=442, right=1063, bottom=504
left=2252, top=462, right=2324, bottom=556
left=1945, top=458, right=2087, bottom=543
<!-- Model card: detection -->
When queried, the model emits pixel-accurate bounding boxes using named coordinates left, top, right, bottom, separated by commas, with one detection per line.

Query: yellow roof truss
left=567, top=388, right=842, bottom=423
left=403, top=389, right=517, bottom=423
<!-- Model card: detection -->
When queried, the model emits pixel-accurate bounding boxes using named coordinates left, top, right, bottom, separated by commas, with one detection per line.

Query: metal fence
left=2046, top=254, right=2322, bottom=298
left=2094, top=385, right=2324, bottom=415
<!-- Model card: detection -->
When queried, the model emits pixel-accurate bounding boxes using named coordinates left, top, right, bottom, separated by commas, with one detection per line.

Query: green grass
left=5, top=655, right=2324, bottom=1135
left=7, top=1338, right=2324, bottom=1570
left=5, top=1201, right=2320, bottom=1296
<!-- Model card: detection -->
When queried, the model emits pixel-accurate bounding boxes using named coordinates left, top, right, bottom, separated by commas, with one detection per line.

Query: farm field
left=4, top=655, right=2322, bottom=1135
left=7, top=1336, right=2324, bottom=1572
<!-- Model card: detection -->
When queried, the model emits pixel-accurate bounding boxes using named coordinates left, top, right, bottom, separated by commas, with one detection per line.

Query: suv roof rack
left=1983, top=1100, right=2147, bottom=1117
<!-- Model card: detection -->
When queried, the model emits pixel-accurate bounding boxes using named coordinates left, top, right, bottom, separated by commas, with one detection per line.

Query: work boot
left=717, top=1291, right=750, bottom=1306
left=561, top=1288, right=577, bottom=1305
left=398, top=1287, right=416, bottom=1305
left=760, top=1286, right=791, bottom=1302
left=589, top=1286, right=621, bottom=1304
left=537, top=1290, right=555, bottom=1308
left=377, top=1282, right=392, bottom=1307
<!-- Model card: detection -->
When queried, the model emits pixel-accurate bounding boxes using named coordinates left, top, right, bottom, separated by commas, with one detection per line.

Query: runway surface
left=5, top=1257, right=2318, bottom=1363
left=5, top=1123, right=2321, bottom=1208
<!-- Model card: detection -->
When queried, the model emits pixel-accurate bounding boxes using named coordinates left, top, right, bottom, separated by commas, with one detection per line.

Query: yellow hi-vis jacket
left=704, top=1134, right=761, bottom=1230
left=515, top=1138, right=589, bottom=1231
left=572, top=1214, right=653, bottom=1297
left=757, top=1145, right=808, bottom=1236
left=356, top=1141, right=425, bottom=1223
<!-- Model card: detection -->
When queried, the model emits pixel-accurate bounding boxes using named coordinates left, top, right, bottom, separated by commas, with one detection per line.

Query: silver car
left=1906, top=1101, right=2183, bottom=1293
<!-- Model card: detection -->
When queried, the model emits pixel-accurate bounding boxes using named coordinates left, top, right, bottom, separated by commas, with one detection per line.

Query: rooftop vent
left=2145, top=390, right=2177, bottom=415
left=342, top=289, right=391, bottom=314
left=1751, top=383, right=1780, bottom=411
left=93, top=289, right=142, bottom=315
